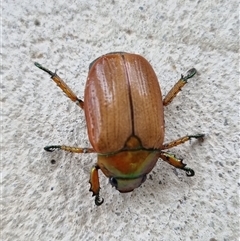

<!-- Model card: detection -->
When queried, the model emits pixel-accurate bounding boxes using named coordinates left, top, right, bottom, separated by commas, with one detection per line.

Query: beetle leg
left=159, top=152, right=195, bottom=176
left=34, top=62, right=84, bottom=109
left=44, top=145, right=96, bottom=153
left=163, top=68, right=197, bottom=106
left=89, top=165, right=104, bottom=206
left=161, top=134, right=204, bottom=150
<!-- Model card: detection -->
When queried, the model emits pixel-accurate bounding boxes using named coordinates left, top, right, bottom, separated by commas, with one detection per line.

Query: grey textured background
left=2, top=1, right=239, bottom=241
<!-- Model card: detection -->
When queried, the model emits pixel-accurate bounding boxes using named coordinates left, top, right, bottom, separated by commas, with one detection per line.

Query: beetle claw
left=95, top=195, right=104, bottom=206
left=183, top=166, right=195, bottom=177
left=44, top=145, right=61, bottom=152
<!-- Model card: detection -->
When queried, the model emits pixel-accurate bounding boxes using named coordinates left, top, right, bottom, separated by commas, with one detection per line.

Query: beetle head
left=109, top=175, right=147, bottom=193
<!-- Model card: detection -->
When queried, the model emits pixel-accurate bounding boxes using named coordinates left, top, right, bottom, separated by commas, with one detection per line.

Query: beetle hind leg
left=163, top=68, right=197, bottom=106
left=34, top=62, right=84, bottom=109
left=159, top=152, right=195, bottom=176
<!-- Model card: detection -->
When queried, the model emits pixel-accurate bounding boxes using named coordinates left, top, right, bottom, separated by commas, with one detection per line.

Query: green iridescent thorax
left=97, top=149, right=159, bottom=192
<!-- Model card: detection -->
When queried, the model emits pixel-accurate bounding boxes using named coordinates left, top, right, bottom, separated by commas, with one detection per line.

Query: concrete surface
left=2, top=0, right=239, bottom=240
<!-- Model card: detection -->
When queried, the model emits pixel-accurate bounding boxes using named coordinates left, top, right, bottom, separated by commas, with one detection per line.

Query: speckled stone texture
left=2, top=1, right=239, bottom=240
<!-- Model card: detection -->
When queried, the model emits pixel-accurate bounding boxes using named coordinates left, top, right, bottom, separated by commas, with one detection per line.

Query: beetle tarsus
left=95, top=195, right=104, bottom=206
left=34, top=62, right=55, bottom=77
left=183, top=166, right=195, bottom=177
left=190, top=134, right=205, bottom=138
left=182, top=68, right=197, bottom=81
left=44, top=145, right=61, bottom=152
left=189, top=134, right=205, bottom=141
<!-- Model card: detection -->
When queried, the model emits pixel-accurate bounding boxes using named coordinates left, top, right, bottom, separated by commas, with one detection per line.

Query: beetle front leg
left=163, top=68, right=197, bottom=106
left=161, top=134, right=204, bottom=150
left=159, top=152, right=194, bottom=176
left=34, top=62, right=84, bottom=109
left=89, top=165, right=104, bottom=206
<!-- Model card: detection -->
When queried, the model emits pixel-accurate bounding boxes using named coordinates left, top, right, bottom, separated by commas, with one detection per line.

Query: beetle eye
left=142, top=175, right=147, bottom=183
left=110, top=177, right=118, bottom=188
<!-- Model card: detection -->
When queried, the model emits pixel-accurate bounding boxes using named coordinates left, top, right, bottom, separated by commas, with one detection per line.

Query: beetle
left=34, top=52, right=204, bottom=206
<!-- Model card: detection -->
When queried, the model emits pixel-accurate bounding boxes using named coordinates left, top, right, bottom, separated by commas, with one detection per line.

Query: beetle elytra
left=35, top=52, right=204, bottom=206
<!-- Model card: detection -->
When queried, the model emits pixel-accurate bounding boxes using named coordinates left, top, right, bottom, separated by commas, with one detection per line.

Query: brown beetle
left=35, top=52, right=204, bottom=205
